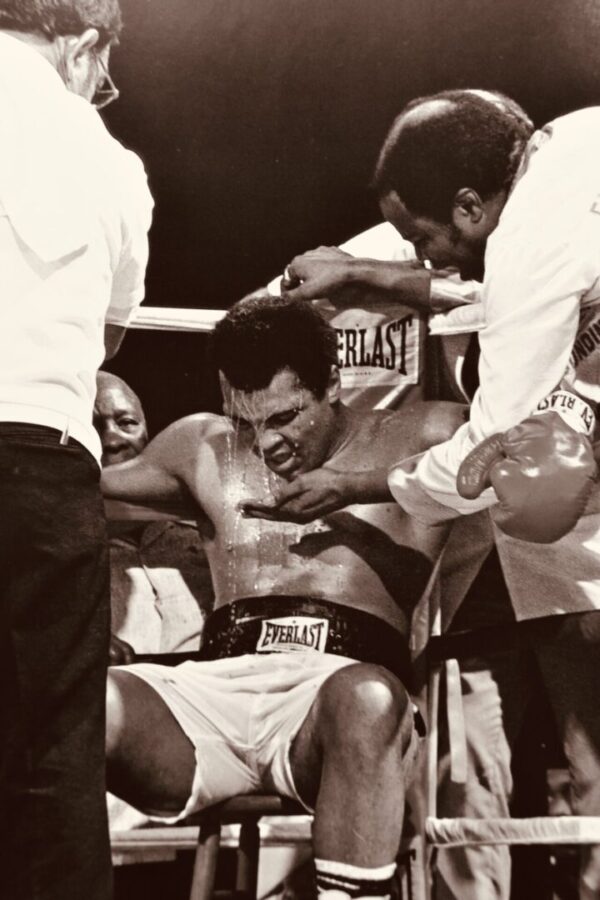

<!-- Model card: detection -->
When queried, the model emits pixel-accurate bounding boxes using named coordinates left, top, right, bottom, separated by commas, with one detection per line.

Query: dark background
left=104, top=0, right=600, bottom=433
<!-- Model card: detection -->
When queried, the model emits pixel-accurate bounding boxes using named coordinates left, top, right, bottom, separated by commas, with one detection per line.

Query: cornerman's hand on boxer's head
left=240, top=469, right=354, bottom=523
left=281, top=246, right=356, bottom=301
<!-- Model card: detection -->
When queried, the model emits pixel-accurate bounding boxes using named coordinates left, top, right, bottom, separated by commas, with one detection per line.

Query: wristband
left=534, top=390, right=595, bottom=436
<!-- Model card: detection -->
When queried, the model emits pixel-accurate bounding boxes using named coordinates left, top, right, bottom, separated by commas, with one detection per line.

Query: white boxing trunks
left=121, top=596, right=419, bottom=822
left=122, top=651, right=356, bottom=821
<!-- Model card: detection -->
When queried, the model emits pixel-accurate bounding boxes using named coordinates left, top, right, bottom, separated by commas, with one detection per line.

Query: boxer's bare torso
left=102, top=375, right=462, bottom=637
left=103, top=370, right=464, bottom=822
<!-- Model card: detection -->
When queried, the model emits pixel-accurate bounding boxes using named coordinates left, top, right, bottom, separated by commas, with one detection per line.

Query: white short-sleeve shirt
left=0, top=33, right=153, bottom=461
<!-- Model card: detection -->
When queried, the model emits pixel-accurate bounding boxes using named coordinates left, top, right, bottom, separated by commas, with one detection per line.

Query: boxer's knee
left=317, top=663, right=412, bottom=759
left=105, top=669, right=131, bottom=759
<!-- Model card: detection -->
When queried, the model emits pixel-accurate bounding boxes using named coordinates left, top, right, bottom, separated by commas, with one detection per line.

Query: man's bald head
left=373, top=89, right=533, bottom=224
left=396, top=97, right=454, bottom=131
left=94, top=371, right=148, bottom=466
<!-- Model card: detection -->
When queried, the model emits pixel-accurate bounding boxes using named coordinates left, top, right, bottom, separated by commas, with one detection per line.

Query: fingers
left=282, top=279, right=330, bottom=302
left=279, top=248, right=352, bottom=300
left=240, top=501, right=308, bottom=523
left=239, top=483, right=303, bottom=519
left=239, top=499, right=280, bottom=520
left=239, top=484, right=322, bottom=524
left=242, top=506, right=306, bottom=523
left=281, top=264, right=301, bottom=291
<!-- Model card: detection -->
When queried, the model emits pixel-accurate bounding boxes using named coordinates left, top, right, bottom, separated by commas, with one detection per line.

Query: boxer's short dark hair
left=212, top=296, right=339, bottom=398
left=0, top=0, right=122, bottom=48
left=373, top=90, right=533, bottom=224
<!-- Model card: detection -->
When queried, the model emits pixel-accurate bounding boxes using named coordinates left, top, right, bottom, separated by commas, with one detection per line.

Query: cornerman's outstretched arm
left=280, top=246, right=470, bottom=313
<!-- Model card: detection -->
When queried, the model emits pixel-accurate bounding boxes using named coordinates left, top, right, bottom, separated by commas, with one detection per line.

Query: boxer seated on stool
left=102, top=296, right=464, bottom=900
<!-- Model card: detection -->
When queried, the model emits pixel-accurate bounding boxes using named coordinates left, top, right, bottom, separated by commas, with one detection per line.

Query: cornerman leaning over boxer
left=264, top=91, right=600, bottom=899
left=101, top=296, right=465, bottom=900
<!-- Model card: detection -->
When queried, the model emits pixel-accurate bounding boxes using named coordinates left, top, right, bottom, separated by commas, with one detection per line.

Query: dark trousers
left=0, top=424, right=112, bottom=900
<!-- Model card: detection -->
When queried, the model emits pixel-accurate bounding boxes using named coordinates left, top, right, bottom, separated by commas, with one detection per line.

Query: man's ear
left=451, top=187, right=485, bottom=229
left=60, top=27, right=100, bottom=75
left=72, top=27, right=100, bottom=60
left=326, top=366, right=342, bottom=404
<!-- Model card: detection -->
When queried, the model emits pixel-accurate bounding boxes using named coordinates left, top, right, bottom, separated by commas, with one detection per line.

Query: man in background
left=0, top=2, right=153, bottom=897
left=95, top=371, right=213, bottom=663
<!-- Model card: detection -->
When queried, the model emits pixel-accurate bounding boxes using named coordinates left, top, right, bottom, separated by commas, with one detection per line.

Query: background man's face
left=221, top=368, right=336, bottom=479
left=94, top=383, right=148, bottom=466
left=60, top=34, right=112, bottom=103
left=380, top=191, right=486, bottom=281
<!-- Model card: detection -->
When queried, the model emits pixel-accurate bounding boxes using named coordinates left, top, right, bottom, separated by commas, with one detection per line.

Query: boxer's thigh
left=108, top=656, right=273, bottom=817
left=107, top=669, right=196, bottom=814
left=289, top=661, right=413, bottom=807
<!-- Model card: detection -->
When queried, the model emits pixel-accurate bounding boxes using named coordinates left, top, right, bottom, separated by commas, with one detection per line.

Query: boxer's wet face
left=221, top=368, right=338, bottom=479
left=380, top=190, right=487, bottom=281
left=94, top=384, right=148, bottom=467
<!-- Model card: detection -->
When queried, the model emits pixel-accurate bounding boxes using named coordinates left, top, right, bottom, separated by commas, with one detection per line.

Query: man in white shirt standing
left=0, top=2, right=153, bottom=898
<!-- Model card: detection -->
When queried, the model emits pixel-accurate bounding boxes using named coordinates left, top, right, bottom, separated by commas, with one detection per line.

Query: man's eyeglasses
left=92, top=55, right=120, bottom=110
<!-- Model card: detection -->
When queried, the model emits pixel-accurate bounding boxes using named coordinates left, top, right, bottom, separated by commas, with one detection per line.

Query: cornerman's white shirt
left=0, top=33, right=153, bottom=461
left=389, top=108, right=600, bottom=618
left=390, top=108, right=600, bottom=515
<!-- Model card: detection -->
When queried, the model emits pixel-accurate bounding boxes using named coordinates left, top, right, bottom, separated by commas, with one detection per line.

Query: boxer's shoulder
left=141, top=414, right=230, bottom=474
left=351, top=402, right=466, bottom=462
left=162, top=413, right=230, bottom=443
left=413, top=400, right=468, bottom=451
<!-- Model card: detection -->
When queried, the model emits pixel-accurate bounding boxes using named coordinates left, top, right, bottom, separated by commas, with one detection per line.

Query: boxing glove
left=457, top=399, right=597, bottom=543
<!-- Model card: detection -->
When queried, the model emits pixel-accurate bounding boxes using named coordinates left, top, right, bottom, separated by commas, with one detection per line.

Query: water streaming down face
left=221, top=380, right=332, bottom=598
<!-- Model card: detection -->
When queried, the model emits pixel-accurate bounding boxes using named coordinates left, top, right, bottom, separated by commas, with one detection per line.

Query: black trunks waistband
left=199, top=596, right=414, bottom=690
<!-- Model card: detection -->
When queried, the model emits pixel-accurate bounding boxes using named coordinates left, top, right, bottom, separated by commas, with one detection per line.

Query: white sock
left=315, top=858, right=397, bottom=900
